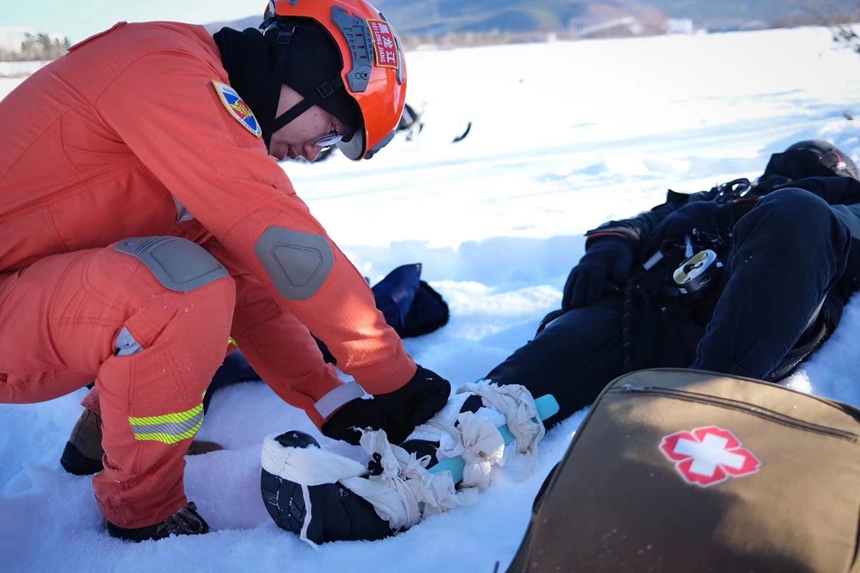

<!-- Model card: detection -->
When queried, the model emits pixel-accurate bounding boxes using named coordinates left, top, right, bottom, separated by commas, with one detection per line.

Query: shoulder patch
left=212, top=80, right=262, bottom=138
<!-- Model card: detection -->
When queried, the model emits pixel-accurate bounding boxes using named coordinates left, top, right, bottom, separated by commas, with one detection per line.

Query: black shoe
left=260, top=431, right=394, bottom=543
left=106, top=502, right=210, bottom=542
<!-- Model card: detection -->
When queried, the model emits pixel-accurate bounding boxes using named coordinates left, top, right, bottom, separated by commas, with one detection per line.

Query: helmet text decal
left=367, top=19, right=398, bottom=69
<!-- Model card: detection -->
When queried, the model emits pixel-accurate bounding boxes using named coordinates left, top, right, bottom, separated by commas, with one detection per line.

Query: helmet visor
left=337, top=128, right=365, bottom=160
left=338, top=128, right=396, bottom=160
left=313, top=132, right=343, bottom=149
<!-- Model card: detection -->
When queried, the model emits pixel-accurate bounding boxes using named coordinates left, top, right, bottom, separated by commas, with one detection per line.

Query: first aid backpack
left=506, top=368, right=860, bottom=573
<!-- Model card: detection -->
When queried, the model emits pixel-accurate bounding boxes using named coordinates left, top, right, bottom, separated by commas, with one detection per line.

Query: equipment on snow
left=452, top=121, right=471, bottom=143
left=371, top=263, right=450, bottom=339
left=315, top=263, right=450, bottom=363
left=506, top=368, right=860, bottom=573
left=262, top=382, right=557, bottom=544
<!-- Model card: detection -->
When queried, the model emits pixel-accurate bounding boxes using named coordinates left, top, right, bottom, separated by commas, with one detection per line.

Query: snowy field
left=3, top=25, right=860, bottom=573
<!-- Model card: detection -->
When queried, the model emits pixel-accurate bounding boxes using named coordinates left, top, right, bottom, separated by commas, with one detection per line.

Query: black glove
left=647, top=200, right=754, bottom=253
left=321, top=366, right=451, bottom=445
left=754, top=175, right=792, bottom=194
left=562, top=236, right=636, bottom=310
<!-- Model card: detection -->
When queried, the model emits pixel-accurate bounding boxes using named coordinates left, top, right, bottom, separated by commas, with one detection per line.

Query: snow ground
left=3, top=25, right=860, bottom=573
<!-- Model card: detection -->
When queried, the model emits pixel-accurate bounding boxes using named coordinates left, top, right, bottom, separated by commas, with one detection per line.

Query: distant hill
left=645, top=0, right=856, bottom=31
left=205, top=0, right=859, bottom=39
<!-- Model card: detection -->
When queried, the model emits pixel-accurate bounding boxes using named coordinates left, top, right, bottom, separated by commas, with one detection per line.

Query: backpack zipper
left=614, top=384, right=859, bottom=442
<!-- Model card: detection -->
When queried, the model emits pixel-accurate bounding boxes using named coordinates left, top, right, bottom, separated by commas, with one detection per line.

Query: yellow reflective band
left=129, top=403, right=204, bottom=444
left=129, top=404, right=203, bottom=426
left=132, top=420, right=204, bottom=445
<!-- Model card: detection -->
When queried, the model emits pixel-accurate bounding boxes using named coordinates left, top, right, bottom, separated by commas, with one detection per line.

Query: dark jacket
left=585, top=174, right=860, bottom=375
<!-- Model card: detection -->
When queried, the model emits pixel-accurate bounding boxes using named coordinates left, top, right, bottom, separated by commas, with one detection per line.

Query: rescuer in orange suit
left=0, top=0, right=450, bottom=541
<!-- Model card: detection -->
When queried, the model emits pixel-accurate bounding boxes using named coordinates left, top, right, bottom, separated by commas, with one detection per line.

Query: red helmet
left=262, top=0, right=407, bottom=160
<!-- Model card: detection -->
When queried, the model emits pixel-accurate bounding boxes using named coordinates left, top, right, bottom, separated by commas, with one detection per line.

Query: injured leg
left=260, top=382, right=557, bottom=544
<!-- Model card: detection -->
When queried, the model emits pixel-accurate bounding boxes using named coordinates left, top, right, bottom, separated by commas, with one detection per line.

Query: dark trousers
left=486, top=188, right=852, bottom=427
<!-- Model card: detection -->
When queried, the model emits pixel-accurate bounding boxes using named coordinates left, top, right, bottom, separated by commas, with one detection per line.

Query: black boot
left=60, top=409, right=105, bottom=476
left=106, top=502, right=210, bottom=542
left=260, top=431, right=394, bottom=543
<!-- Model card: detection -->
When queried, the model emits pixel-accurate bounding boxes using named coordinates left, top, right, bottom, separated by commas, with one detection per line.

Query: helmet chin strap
left=270, top=77, right=344, bottom=134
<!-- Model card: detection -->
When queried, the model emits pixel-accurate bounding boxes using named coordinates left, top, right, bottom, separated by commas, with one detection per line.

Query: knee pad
left=115, top=237, right=228, bottom=292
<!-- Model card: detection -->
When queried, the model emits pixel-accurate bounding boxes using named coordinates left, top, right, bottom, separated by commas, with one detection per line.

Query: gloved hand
left=754, top=175, right=792, bottom=194
left=562, top=236, right=636, bottom=310
left=649, top=201, right=721, bottom=251
left=647, top=200, right=753, bottom=253
left=322, top=365, right=451, bottom=445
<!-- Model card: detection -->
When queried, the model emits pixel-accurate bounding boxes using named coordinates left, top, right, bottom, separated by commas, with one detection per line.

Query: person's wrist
left=314, top=382, right=365, bottom=421
left=585, top=230, right=637, bottom=251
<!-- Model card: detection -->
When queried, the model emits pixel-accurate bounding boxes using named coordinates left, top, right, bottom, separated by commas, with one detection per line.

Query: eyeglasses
left=313, top=121, right=343, bottom=148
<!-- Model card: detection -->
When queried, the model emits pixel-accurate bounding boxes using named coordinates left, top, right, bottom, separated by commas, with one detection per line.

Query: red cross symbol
left=659, top=426, right=760, bottom=487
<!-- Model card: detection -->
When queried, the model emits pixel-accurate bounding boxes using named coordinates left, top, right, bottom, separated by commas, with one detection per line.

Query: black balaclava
left=214, top=22, right=361, bottom=150
left=264, top=18, right=361, bottom=142
left=214, top=27, right=282, bottom=148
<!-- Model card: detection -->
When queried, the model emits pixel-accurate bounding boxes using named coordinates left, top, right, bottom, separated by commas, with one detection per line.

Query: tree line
left=0, top=33, right=70, bottom=62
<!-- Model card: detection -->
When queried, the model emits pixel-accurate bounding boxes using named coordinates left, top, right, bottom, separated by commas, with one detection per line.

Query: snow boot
left=61, top=409, right=224, bottom=476
left=260, top=431, right=394, bottom=544
left=105, top=502, right=210, bottom=542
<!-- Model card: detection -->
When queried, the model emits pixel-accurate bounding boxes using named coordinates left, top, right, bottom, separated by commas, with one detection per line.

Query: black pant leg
left=484, top=296, right=625, bottom=428
left=692, top=188, right=851, bottom=378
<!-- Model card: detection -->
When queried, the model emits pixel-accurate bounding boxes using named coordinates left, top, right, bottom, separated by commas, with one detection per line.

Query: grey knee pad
left=115, top=237, right=228, bottom=292
left=254, top=227, right=334, bottom=300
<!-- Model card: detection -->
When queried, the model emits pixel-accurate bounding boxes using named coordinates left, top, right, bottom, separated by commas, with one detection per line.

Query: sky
left=0, top=0, right=259, bottom=43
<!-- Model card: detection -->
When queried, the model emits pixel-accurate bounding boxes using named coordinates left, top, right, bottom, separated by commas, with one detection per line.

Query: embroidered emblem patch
left=212, top=80, right=262, bottom=138
left=367, top=19, right=399, bottom=69
left=659, top=426, right=760, bottom=487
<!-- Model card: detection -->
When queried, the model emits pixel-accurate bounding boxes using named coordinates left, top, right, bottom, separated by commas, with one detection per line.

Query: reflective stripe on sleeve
left=129, top=403, right=204, bottom=444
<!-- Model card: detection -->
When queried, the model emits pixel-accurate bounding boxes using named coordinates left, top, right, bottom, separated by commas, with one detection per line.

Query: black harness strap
left=270, top=77, right=345, bottom=134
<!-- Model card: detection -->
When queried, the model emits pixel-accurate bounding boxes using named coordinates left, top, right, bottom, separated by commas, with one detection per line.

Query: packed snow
left=2, top=25, right=860, bottom=573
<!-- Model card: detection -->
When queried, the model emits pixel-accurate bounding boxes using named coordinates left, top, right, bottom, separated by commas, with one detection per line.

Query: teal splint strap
left=428, top=394, right=560, bottom=484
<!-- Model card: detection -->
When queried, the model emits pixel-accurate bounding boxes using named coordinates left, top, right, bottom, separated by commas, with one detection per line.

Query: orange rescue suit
left=0, top=21, right=415, bottom=528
